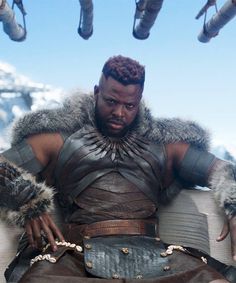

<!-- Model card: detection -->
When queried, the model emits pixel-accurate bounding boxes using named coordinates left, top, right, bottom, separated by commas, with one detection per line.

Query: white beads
left=30, top=241, right=83, bottom=266
left=166, top=245, right=186, bottom=253
left=201, top=256, right=208, bottom=264
left=54, top=240, right=83, bottom=252
left=76, top=245, right=83, bottom=252
left=160, top=245, right=186, bottom=257
left=30, top=254, right=56, bottom=266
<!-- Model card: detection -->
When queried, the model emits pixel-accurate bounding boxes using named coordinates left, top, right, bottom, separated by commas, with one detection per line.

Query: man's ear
left=94, top=85, right=99, bottom=98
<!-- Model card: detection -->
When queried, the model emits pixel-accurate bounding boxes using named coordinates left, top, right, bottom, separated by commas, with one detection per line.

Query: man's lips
left=107, top=120, right=125, bottom=130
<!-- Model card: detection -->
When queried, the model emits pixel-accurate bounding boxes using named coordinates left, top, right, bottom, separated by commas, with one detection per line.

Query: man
left=0, top=55, right=235, bottom=282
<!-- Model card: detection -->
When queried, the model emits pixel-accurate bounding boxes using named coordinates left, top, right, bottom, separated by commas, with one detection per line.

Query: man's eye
left=126, top=104, right=134, bottom=110
left=106, top=99, right=116, bottom=105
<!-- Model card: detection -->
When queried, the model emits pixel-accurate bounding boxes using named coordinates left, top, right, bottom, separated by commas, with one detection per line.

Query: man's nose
left=112, top=104, right=125, bottom=117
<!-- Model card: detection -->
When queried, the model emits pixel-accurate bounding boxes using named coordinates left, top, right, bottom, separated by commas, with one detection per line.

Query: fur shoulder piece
left=136, top=105, right=210, bottom=150
left=11, top=92, right=210, bottom=150
left=11, top=92, right=95, bottom=146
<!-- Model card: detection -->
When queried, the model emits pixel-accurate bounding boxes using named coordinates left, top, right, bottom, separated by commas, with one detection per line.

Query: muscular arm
left=166, top=142, right=236, bottom=216
left=27, top=133, right=64, bottom=184
left=27, top=133, right=64, bottom=168
left=163, top=142, right=189, bottom=188
left=157, top=143, right=190, bottom=204
left=0, top=131, right=64, bottom=225
left=165, top=143, right=236, bottom=260
left=0, top=133, right=65, bottom=249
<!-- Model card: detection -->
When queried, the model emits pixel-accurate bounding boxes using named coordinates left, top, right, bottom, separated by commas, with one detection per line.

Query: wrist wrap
left=0, top=157, right=54, bottom=227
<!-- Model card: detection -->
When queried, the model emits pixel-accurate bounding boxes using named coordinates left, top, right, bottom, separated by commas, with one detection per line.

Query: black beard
left=95, top=106, right=138, bottom=138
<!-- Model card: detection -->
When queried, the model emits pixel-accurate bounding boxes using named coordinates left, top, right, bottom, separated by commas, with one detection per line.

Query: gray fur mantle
left=11, top=92, right=210, bottom=150
left=209, top=161, right=236, bottom=217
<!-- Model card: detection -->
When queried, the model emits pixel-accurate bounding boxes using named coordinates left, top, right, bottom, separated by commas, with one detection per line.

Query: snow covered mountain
left=0, top=61, right=63, bottom=151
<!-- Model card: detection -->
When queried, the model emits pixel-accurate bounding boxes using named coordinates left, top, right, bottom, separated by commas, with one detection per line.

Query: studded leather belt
left=83, top=219, right=159, bottom=238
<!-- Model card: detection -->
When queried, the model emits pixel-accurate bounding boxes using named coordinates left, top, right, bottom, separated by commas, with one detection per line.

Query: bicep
left=163, top=143, right=189, bottom=187
left=27, top=133, right=63, bottom=168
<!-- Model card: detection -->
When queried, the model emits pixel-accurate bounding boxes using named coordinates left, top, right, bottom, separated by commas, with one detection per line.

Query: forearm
left=0, top=156, right=54, bottom=227
left=209, top=159, right=236, bottom=218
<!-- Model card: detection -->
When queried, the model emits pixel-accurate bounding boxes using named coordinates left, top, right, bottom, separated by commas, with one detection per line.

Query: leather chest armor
left=54, top=126, right=166, bottom=221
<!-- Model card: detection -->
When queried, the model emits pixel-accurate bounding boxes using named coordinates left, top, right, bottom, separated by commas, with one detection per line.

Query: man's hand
left=25, top=212, right=65, bottom=252
left=217, top=216, right=236, bottom=261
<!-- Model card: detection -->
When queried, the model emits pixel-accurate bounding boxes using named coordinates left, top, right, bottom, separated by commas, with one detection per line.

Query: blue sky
left=0, top=0, right=236, bottom=153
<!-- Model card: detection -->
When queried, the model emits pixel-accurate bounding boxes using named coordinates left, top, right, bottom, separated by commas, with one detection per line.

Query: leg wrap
left=0, top=157, right=54, bottom=227
left=209, top=160, right=236, bottom=218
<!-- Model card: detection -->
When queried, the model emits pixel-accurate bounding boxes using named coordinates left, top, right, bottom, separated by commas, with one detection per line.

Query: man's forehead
left=102, top=90, right=141, bottom=101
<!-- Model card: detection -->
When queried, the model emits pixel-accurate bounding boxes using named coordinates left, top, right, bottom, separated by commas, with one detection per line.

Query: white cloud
left=227, top=144, right=236, bottom=158
left=0, top=61, right=15, bottom=74
left=0, top=60, right=51, bottom=91
left=12, top=105, right=26, bottom=119
left=0, top=136, right=9, bottom=151
left=0, top=109, right=7, bottom=122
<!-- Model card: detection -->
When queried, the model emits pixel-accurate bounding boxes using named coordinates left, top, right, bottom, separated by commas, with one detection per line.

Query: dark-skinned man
left=1, top=55, right=236, bottom=282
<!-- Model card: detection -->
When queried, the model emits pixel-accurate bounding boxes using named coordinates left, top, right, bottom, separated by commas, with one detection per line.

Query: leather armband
left=209, top=160, right=236, bottom=218
left=1, top=139, right=43, bottom=174
left=0, top=157, right=54, bottom=227
left=178, top=146, right=216, bottom=187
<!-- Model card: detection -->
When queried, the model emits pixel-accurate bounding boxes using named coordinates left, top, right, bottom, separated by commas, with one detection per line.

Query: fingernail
left=53, top=246, right=57, bottom=252
left=233, top=255, right=236, bottom=261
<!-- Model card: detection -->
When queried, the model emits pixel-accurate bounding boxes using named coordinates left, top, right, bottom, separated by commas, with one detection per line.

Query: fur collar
left=11, top=92, right=210, bottom=150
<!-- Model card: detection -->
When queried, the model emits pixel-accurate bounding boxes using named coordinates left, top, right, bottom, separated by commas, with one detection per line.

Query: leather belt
left=83, top=219, right=158, bottom=238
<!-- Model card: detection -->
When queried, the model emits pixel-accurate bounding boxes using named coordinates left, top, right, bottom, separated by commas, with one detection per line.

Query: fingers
left=229, top=216, right=236, bottom=261
left=26, top=219, right=43, bottom=249
left=40, top=213, right=65, bottom=244
left=39, top=216, right=57, bottom=252
left=216, top=220, right=229, bottom=242
left=25, top=222, right=35, bottom=248
left=26, top=219, right=43, bottom=250
left=25, top=213, right=65, bottom=252
left=217, top=216, right=236, bottom=261
left=47, top=217, right=65, bottom=243
left=32, top=220, right=43, bottom=250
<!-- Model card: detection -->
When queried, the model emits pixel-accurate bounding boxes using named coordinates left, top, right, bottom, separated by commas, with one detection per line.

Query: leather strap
left=83, top=219, right=158, bottom=238
left=2, top=139, right=43, bottom=174
left=178, top=146, right=216, bottom=186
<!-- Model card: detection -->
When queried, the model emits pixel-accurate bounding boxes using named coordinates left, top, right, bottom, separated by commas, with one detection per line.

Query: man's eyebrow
left=110, top=87, right=120, bottom=94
